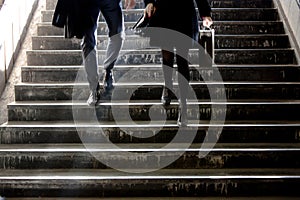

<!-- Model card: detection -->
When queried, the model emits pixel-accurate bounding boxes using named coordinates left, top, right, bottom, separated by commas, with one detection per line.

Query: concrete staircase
left=1, top=0, right=300, bottom=197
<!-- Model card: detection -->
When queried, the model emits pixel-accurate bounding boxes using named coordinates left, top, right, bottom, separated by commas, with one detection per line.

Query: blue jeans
left=81, top=0, right=125, bottom=91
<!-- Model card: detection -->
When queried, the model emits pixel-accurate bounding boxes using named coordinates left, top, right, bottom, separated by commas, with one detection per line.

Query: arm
left=124, top=0, right=136, bottom=9
left=195, top=0, right=213, bottom=27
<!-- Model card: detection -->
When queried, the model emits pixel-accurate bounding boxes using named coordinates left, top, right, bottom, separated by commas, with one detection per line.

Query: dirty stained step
left=26, top=49, right=295, bottom=66
left=31, top=34, right=290, bottom=50
left=0, top=143, right=300, bottom=169
left=41, top=8, right=279, bottom=23
left=14, top=82, right=300, bottom=101
left=1, top=120, right=300, bottom=144
left=45, top=0, right=275, bottom=10
left=21, top=65, right=300, bottom=83
left=0, top=168, right=300, bottom=197
left=7, top=100, right=300, bottom=121
left=37, top=21, right=285, bottom=36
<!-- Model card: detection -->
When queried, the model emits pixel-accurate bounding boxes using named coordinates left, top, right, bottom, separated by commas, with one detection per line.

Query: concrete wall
left=274, top=0, right=300, bottom=64
left=0, top=0, right=38, bottom=96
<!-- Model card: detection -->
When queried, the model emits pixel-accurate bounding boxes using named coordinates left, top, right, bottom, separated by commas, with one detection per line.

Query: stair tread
left=0, top=168, right=300, bottom=178
left=0, top=143, right=300, bottom=151
left=15, top=82, right=300, bottom=86
left=21, top=64, right=300, bottom=68
left=32, top=34, right=289, bottom=38
left=43, top=8, right=279, bottom=12
left=39, top=21, right=283, bottom=25
left=8, top=100, right=300, bottom=105
left=2, top=120, right=300, bottom=127
left=28, top=48, right=295, bottom=52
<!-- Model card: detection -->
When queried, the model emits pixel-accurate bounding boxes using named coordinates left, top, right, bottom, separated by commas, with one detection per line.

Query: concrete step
left=21, top=65, right=300, bottom=83
left=32, top=34, right=290, bottom=50
left=7, top=100, right=300, bottom=121
left=46, top=0, right=275, bottom=10
left=0, top=143, right=299, bottom=169
left=0, top=168, right=299, bottom=197
left=41, top=8, right=279, bottom=23
left=26, top=49, right=295, bottom=66
left=209, top=0, right=274, bottom=8
left=46, top=0, right=146, bottom=10
left=32, top=35, right=151, bottom=50
left=1, top=121, right=300, bottom=144
left=14, top=82, right=300, bottom=101
left=37, top=21, right=285, bottom=36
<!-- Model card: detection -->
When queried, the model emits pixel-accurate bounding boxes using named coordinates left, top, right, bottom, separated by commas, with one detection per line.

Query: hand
left=144, top=3, right=156, bottom=18
left=124, top=0, right=136, bottom=10
left=202, top=16, right=213, bottom=28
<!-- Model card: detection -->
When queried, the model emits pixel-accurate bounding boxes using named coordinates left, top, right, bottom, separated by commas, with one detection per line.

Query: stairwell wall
left=0, top=0, right=38, bottom=95
left=0, top=0, right=4, bottom=9
left=275, top=0, right=300, bottom=64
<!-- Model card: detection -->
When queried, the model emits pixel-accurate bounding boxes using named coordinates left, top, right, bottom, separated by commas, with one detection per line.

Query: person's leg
left=81, top=26, right=99, bottom=91
left=81, top=7, right=101, bottom=106
left=161, top=49, right=174, bottom=106
left=99, top=0, right=125, bottom=92
left=176, top=47, right=190, bottom=126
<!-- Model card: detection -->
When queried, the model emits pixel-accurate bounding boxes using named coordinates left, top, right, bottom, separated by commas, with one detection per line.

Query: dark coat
left=144, top=0, right=211, bottom=46
left=52, top=0, right=95, bottom=39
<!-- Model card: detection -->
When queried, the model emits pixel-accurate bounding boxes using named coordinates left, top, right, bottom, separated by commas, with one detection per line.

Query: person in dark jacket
left=53, top=0, right=136, bottom=106
left=143, top=0, right=213, bottom=126
left=52, top=0, right=91, bottom=39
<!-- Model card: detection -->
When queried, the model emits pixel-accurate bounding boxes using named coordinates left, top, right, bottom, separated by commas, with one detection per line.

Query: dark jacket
left=52, top=0, right=95, bottom=39
left=144, top=0, right=211, bottom=44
